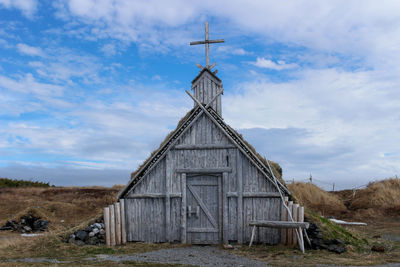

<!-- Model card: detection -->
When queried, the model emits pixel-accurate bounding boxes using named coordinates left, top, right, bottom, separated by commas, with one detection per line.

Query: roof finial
left=190, top=22, right=224, bottom=70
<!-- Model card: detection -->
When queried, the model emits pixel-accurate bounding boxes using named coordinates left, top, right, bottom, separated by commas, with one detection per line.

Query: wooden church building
left=117, top=23, right=290, bottom=245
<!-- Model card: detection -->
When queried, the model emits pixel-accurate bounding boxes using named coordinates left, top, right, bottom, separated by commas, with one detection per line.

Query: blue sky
left=1, top=0, right=400, bottom=189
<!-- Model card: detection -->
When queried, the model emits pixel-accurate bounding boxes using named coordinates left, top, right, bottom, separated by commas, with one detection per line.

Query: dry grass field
left=0, top=180, right=399, bottom=266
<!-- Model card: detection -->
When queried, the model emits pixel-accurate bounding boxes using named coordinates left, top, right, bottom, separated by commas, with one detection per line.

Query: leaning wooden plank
left=248, top=221, right=309, bottom=229
left=120, top=199, right=127, bottom=244
left=249, top=225, right=257, bottom=247
left=104, top=207, right=110, bottom=246
left=109, top=204, right=116, bottom=246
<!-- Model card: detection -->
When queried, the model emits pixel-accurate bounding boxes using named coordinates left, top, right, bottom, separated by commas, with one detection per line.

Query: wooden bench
left=248, top=220, right=310, bottom=252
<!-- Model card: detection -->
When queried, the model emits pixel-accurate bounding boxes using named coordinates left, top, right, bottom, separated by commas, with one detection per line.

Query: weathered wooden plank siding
left=124, top=97, right=284, bottom=245
left=127, top=158, right=166, bottom=196
left=175, top=114, right=231, bottom=146
left=125, top=198, right=166, bottom=242
left=243, top=197, right=281, bottom=244
left=242, top=155, right=278, bottom=193
left=192, top=71, right=222, bottom=115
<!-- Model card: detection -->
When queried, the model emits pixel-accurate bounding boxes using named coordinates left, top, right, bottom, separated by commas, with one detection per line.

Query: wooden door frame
left=180, top=170, right=227, bottom=244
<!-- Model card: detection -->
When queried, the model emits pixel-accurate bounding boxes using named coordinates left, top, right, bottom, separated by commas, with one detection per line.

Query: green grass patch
left=0, top=178, right=51, bottom=188
left=305, top=208, right=368, bottom=249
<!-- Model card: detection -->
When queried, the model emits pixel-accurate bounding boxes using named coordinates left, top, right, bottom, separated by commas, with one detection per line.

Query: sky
left=1, top=0, right=400, bottom=190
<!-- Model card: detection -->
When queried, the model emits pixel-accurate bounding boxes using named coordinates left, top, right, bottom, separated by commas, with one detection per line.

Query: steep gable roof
left=192, top=67, right=221, bottom=84
left=118, top=105, right=290, bottom=199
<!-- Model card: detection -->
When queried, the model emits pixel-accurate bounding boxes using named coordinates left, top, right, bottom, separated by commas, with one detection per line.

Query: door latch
left=187, top=205, right=200, bottom=218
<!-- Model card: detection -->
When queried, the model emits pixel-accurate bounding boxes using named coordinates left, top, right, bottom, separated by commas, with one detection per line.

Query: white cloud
left=16, top=43, right=44, bottom=57
left=100, top=43, right=117, bottom=56
left=0, top=0, right=37, bottom=18
left=224, top=67, right=400, bottom=184
left=217, top=46, right=248, bottom=56
left=52, top=0, right=400, bottom=70
left=250, top=57, right=298, bottom=70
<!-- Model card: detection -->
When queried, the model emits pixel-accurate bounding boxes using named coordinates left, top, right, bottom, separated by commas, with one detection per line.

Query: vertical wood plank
left=287, top=201, right=293, bottom=245
left=115, top=202, right=121, bottom=245
left=218, top=173, right=223, bottom=243
left=109, top=204, right=116, bottom=246
left=165, top=152, right=171, bottom=242
left=236, top=150, right=243, bottom=244
left=104, top=207, right=110, bottom=246
left=181, top=173, right=187, bottom=243
left=120, top=199, right=127, bottom=244
left=222, top=172, right=228, bottom=244
left=292, top=203, right=299, bottom=245
left=281, top=196, right=288, bottom=244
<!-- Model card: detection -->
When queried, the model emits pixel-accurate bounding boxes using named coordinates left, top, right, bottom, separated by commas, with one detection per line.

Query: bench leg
left=249, top=226, right=256, bottom=247
left=298, top=227, right=305, bottom=253
left=303, top=228, right=311, bottom=247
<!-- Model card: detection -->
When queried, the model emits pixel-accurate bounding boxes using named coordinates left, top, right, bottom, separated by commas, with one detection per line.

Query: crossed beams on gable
left=119, top=90, right=224, bottom=198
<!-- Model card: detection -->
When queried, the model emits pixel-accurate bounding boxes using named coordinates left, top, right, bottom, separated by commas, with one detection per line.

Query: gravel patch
left=86, top=245, right=271, bottom=267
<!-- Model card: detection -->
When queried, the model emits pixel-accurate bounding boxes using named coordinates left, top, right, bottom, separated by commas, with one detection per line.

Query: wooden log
left=109, top=204, right=116, bottom=246
left=115, top=202, right=121, bottom=245
left=174, top=144, right=235, bottom=150
left=104, top=207, right=110, bottom=246
left=287, top=201, right=293, bottom=245
left=120, top=199, right=127, bottom=244
left=292, top=204, right=299, bottom=245
left=175, top=167, right=232, bottom=173
left=243, top=192, right=281, bottom=198
left=281, top=196, right=288, bottom=244
left=248, top=221, right=309, bottom=229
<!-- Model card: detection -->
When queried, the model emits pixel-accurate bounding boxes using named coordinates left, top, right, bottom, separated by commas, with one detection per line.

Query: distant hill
left=0, top=177, right=51, bottom=188
left=288, top=177, right=400, bottom=220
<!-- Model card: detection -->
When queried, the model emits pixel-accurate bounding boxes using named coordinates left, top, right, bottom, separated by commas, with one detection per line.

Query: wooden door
left=186, top=174, right=221, bottom=244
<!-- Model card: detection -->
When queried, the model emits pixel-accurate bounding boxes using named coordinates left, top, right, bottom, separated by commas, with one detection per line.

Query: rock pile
left=306, top=223, right=347, bottom=254
left=67, top=219, right=105, bottom=246
left=0, top=214, right=48, bottom=233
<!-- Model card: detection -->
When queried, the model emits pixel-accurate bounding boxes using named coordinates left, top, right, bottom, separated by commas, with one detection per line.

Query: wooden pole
left=104, top=207, right=110, bottom=246
left=287, top=201, right=293, bottom=245
left=114, top=202, right=121, bottom=245
left=109, top=204, right=116, bottom=246
left=292, top=204, right=299, bottom=245
left=281, top=196, right=288, bottom=244
left=181, top=173, right=187, bottom=243
left=120, top=199, right=127, bottom=244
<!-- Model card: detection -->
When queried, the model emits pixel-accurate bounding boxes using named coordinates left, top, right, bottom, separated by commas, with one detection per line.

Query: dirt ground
left=0, top=186, right=399, bottom=266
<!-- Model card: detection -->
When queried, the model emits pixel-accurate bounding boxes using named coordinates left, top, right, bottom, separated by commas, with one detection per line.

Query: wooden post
left=236, top=150, right=243, bottom=244
left=104, top=207, right=110, bottom=246
left=292, top=204, right=299, bottom=245
left=165, top=153, right=171, bottom=242
left=181, top=173, right=187, bottom=243
left=287, top=201, right=293, bottom=245
left=281, top=196, right=288, bottom=244
left=222, top=172, right=228, bottom=244
left=115, top=202, right=121, bottom=245
left=120, top=199, right=127, bottom=244
left=109, top=204, right=116, bottom=246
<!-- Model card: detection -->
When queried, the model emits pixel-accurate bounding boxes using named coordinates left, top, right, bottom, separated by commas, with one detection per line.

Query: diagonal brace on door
left=187, top=185, right=218, bottom=228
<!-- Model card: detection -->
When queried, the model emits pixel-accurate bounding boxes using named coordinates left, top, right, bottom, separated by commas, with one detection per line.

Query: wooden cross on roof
left=190, top=22, right=224, bottom=70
